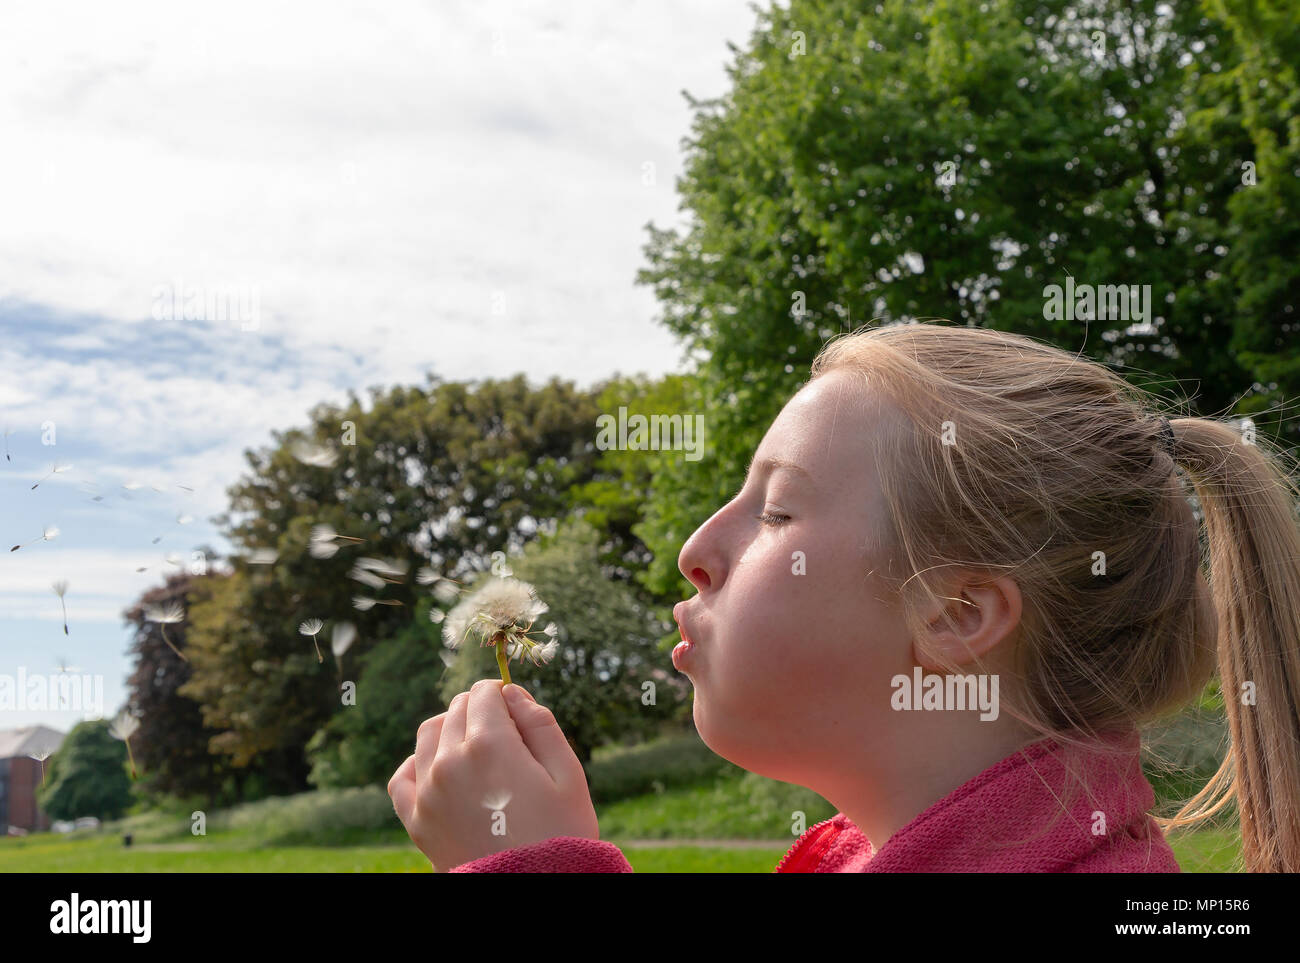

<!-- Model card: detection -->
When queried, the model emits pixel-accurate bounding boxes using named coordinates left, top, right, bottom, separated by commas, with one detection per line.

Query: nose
left=677, top=506, right=728, bottom=593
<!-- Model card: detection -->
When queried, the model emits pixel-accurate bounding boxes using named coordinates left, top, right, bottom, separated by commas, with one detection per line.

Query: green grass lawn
left=0, top=833, right=789, bottom=873
left=0, top=822, right=1239, bottom=873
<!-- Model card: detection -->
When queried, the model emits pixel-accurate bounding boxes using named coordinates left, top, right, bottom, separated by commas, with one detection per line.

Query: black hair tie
left=1154, top=416, right=1176, bottom=457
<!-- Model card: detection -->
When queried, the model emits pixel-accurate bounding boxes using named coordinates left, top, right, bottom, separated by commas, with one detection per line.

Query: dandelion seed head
left=470, top=577, right=541, bottom=631
left=440, top=577, right=547, bottom=653
left=352, top=596, right=377, bottom=612
left=299, top=618, right=324, bottom=636
left=52, top=580, right=69, bottom=598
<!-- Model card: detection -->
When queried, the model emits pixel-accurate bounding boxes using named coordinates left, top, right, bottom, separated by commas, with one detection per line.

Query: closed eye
left=756, top=510, right=790, bottom=527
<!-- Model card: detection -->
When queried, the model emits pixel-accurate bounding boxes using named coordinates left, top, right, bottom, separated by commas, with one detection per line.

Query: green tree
left=306, top=612, right=445, bottom=789
left=635, top=0, right=1288, bottom=601
left=1195, top=0, right=1300, bottom=441
left=122, top=564, right=236, bottom=806
left=37, top=720, right=132, bottom=822
left=186, top=376, right=620, bottom=791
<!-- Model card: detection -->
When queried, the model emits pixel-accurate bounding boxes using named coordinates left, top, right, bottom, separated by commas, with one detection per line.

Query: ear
left=912, top=573, right=1022, bottom=669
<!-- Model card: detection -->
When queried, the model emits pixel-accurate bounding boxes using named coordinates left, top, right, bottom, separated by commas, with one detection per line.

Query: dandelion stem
left=160, top=624, right=189, bottom=662
left=494, top=633, right=512, bottom=686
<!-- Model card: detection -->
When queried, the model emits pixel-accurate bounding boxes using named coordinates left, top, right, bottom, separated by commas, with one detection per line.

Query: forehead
left=758, top=369, right=882, bottom=473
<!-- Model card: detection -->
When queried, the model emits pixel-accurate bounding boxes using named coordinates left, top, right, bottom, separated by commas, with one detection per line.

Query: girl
left=388, top=322, right=1300, bottom=872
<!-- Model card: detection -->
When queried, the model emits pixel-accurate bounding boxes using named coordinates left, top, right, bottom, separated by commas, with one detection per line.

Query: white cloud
left=0, top=0, right=757, bottom=711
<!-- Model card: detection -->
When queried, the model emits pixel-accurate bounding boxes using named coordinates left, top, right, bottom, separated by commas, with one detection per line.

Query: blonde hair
left=810, top=321, right=1300, bottom=872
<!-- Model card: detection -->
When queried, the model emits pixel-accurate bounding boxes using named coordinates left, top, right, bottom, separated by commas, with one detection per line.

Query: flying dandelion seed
left=311, top=524, right=365, bottom=544
left=291, top=441, right=338, bottom=468
left=299, top=618, right=325, bottom=662
left=54, top=656, right=80, bottom=674
left=428, top=608, right=445, bottom=624
left=11, top=525, right=58, bottom=552
left=331, top=622, right=357, bottom=659
left=31, top=463, right=71, bottom=490
left=355, top=557, right=407, bottom=580
left=309, top=540, right=340, bottom=559
left=143, top=600, right=188, bottom=661
left=352, top=595, right=377, bottom=612
left=348, top=564, right=385, bottom=590
left=109, top=710, right=141, bottom=779
left=331, top=622, right=357, bottom=690
left=27, top=749, right=51, bottom=785
left=52, top=580, right=69, bottom=634
left=248, top=548, right=278, bottom=565
left=3, top=426, right=13, bottom=462
left=152, top=512, right=196, bottom=544
left=432, top=580, right=460, bottom=605
left=440, top=577, right=557, bottom=685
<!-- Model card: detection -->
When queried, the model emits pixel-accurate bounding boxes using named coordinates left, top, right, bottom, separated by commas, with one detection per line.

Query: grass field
left=0, top=826, right=1240, bottom=873
left=2, top=729, right=1242, bottom=873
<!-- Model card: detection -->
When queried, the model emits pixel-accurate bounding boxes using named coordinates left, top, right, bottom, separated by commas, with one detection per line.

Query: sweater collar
left=784, top=728, right=1177, bottom=872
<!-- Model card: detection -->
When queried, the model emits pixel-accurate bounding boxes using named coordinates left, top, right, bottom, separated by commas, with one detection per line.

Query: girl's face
left=674, top=367, right=916, bottom=787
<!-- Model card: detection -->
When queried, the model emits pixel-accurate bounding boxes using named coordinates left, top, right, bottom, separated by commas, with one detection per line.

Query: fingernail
left=505, top=684, right=533, bottom=704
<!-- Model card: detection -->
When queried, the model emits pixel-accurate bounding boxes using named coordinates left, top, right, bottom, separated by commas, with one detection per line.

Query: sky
left=0, top=0, right=761, bottom=733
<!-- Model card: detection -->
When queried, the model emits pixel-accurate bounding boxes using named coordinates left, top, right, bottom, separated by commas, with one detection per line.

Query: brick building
left=0, top=726, right=65, bottom=834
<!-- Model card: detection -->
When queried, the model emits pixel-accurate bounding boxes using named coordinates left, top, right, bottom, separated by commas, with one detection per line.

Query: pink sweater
left=449, top=728, right=1179, bottom=872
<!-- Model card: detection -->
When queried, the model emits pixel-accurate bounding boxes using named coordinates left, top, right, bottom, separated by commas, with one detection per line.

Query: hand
left=388, top=678, right=600, bottom=871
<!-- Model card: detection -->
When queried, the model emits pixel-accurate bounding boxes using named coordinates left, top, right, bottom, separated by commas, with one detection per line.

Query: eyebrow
left=744, top=455, right=813, bottom=484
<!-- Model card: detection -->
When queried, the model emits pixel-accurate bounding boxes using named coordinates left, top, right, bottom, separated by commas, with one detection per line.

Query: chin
left=692, top=701, right=784, bottom=780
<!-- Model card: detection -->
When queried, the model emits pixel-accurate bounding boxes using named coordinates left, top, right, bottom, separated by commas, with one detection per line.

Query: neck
left=820, top=716, right=1042, bottom=851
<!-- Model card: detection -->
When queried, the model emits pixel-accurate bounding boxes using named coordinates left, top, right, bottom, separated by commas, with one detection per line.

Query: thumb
left=504, top=685, right=579, bottom=781
left=504, top=683, right=536, bottom=704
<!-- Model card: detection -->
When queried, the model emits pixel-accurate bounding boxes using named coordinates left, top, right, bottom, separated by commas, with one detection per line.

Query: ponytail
left=1163, top=416, right=1300, bottom=872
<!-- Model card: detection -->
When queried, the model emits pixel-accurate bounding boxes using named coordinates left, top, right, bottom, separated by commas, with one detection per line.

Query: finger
left=466, top=677, right=522, bottom=745
left=503, top=684, right=581, bottom=784
left=388, top=754, right=417, bottom=823
left=414, top=713, right=446, bottom=783
left=438, top=690, right=471, bottom=749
